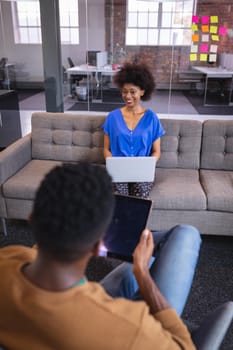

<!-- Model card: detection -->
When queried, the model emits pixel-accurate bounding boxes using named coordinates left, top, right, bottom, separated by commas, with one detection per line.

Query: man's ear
left=91, top=240, right=103, bottom=257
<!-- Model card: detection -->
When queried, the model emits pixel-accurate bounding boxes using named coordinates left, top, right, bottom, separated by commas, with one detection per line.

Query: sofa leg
left=1, top=218, right=7, bottom=236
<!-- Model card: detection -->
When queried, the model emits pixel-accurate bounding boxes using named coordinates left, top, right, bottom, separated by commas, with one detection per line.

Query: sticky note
left=192, top=15, right=199, bottom=24
left=191, top=24, right=198, bottom=31
left=210, top=44, right=218, bottom=53
left=202, top=34, right=209, bottom=42
left=190, top=53, right=197, bottom=61
left=202, top=16, right=209, bottom=24
left=211, top=35, right=219, bottom=41
left=208, top=54, right=217, bottom=62
left=210, top=26, right=218, bottom=34
left=192, top=34, right=199, bottom=42
left=190, top=45, right=198, bottom=53
left=219, top=27, right=227, bottom=35
left=202, top=25, right=209, bottom=33
left=200, top=44, right=209, bottom=53
left=200, top=54, right=208, bottom=62
left=210, top=16, right=218, bottom=23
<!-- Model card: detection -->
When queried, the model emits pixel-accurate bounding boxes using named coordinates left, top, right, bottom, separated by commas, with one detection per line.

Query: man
left=0, top=162, right=201, bottom=349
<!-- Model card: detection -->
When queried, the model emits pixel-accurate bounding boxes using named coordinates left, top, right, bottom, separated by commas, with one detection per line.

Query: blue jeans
left=100, top=224, right=201, bottom=316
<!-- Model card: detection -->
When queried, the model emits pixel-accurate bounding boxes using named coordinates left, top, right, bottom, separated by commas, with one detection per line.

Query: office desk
left=193, top=66, right=233, bottom=106
left=66, top=65, right=118, bottom=101
left=67, top=64, right=118, bottom=76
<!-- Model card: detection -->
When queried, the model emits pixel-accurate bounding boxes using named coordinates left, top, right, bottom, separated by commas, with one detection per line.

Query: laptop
left=99, top=194, right=153, bottom=262
left=106, top=156, right=156, bottom=183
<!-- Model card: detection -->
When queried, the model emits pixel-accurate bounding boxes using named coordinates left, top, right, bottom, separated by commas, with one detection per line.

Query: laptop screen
left=100, top=194, right=152, bottom=262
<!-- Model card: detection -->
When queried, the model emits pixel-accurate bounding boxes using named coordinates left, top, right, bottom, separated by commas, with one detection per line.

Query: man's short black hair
left=31, top=162, right=114, bottom=262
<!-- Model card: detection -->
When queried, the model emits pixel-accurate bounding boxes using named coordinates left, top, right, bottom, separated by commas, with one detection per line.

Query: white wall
left=0, top=0, right=106, bottom=83
left=0, top=1, right=44, bottom=82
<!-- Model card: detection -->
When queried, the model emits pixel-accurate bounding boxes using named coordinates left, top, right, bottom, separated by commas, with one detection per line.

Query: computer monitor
left=87, top=51, right=100, bottom=66
left=86, top=50, right=107, bottom=68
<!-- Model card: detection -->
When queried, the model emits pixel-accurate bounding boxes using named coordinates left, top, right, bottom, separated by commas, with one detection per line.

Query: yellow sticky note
left=210, top=16, right=218, bottom=23
left=192, top=34, right=199, bottom=42
left=191, top=24, right=198, bottom=31
left=202, top=25, right=209, bottom=33
left=200, top=54, right=208, bottom=62
left=190, top=53, right=197, bottom=61
left=211, top=35, right=219, bottom=41
left=210, top=26, right=218, bottom=34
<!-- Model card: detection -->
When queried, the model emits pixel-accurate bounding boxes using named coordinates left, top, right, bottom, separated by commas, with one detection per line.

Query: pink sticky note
left=219, top=27, right=227, bottom=35
left=202, top=16, right=209, bottom=24
left=192, top=15, right=199, bottom=24
left=200, top=44, right=209, bottom=53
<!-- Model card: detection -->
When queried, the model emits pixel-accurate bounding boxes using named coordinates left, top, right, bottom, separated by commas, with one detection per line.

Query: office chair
left=67, top=57, right=75, bottom=68
left=67, top=57, right=85, bottom=97
left=182, top=301, right=233, bottom=350
left=0, top=57, right=8, bottom=89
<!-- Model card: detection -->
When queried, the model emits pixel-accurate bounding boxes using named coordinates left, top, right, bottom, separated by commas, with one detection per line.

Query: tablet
left=99, top=194, right=152, bottom=262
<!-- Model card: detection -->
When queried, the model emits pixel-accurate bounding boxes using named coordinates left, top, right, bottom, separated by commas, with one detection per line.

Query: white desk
left=66, top=64, right=118, bottom=75
left=66, top=65, right=118, bottom=101
left=193, top=66, right=233, bottom=106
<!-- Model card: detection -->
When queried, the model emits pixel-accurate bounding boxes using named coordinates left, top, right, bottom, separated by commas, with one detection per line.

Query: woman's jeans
left=100, top=224, right=201, bottom=316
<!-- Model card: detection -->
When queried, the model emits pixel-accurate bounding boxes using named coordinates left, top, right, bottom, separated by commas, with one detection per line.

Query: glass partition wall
left=0, top=0, right=233, bottom=125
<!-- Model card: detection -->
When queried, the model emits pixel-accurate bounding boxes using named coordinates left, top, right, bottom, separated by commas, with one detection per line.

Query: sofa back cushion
left=157, top=119, right=202, bottom=169
left=31, top=112, right=106, bottom=163
left=201, top=120, right=233, bottom=170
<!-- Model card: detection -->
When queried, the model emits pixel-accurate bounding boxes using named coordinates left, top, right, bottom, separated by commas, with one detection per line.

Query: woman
left=102, top=62, right=165, bottom=198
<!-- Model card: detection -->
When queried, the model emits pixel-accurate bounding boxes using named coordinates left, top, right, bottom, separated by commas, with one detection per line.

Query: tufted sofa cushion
left=31, top=112, right=106, bottom=163
left=157, top=119, right=202, bottom=169
left=151, top=168, right=206, bottom=210
left=200, top=169, right=233, bottom=212
left=201, top=120, right=233, bottom=170
left=2, top=160, right=61, bottom=200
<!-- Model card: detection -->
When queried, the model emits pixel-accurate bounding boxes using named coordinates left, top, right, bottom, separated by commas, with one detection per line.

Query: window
left=59, top=0, right=79, bottom=44
left=126, top=0, right=194, bottom=46
left=12, top=0, right=79, bottom=44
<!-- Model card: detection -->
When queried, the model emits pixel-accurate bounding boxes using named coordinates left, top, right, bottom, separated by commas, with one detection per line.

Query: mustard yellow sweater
left=0, top=245, right=196, bottom=350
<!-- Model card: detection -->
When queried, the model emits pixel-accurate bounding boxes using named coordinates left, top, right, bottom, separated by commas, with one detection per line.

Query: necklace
left=125, top=107, right=145, bottom=118
left=73, top=276, right=86, bottom=287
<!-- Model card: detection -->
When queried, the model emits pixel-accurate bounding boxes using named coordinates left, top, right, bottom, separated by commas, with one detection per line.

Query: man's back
left=0, top=245, right=194, bottom=350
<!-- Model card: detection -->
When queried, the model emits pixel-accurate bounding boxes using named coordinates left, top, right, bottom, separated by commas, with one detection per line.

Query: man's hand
left=133, top=229, right=154, bottom=274
left=132, top=229, right=170, bottom=315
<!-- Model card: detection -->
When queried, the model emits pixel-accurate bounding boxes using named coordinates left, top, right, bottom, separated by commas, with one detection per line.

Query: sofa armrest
left=0, top=133, right=32, bottom=185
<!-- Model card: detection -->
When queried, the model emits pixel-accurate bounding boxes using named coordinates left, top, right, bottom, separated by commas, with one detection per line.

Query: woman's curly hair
left=113, top=62, right=155, bottom=101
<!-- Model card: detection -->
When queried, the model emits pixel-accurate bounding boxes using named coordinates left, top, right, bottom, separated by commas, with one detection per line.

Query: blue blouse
left=102, top=109, right=165, bottom=156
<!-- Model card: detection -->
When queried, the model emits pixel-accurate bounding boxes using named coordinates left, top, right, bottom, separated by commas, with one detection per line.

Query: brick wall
left=105, top=0, right=233, bottom=88
left=197, top=0, right=233, bottom=54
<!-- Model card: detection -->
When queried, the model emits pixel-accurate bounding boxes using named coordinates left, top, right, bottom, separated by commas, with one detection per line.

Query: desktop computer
left=86, top=50, right=108, bottom=68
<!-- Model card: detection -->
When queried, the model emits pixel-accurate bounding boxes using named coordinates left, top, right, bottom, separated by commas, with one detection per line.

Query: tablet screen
left=101, top=194, right=152, bottom=262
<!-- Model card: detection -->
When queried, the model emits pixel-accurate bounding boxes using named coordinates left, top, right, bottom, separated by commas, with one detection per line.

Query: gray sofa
left=0, top=112, right=233, bottom=236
